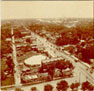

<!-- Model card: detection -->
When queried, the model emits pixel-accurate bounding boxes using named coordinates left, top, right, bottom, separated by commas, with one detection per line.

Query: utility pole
left=11, top=26, right=21, bottom=87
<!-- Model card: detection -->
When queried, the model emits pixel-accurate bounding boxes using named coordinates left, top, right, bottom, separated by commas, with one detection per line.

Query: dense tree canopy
left=1, top=24, right=12, bottom=57
left=56, top=21, right=94, bottom=46
left=56, top=80, right=69, bottom=91
left=81, top=46, right=94, bottom=64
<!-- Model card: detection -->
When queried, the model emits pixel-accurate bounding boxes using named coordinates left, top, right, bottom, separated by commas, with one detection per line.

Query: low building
left=21, top=74, right=38, bottom=83
left=24, top=55, right=47, bottom=67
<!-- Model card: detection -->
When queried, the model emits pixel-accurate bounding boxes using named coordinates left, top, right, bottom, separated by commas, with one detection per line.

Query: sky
left=1, top=1, right=94, bottom=20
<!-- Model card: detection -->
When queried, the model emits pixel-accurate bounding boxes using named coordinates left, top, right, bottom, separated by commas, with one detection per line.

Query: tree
left=81, top=81, right=89, bottom=90
left=81, top=81, right=94, bottom=91
left=26, top=38, right=31, bottom=43
left=68, top=62, right=74, bottom=69
left=1, top=23, right=12, bottom=58
left=56, top=80, right=69, bottom=91
left=88, top=85, right=94, bottom=90
left=6, top=56, right=14, bottom=74
left=47, top=64, right=55, bottom=80
left=70, top=83, right=75, bottom=90
left=55, top=60, right=74, bottom=75
left=31, top=87, right=37, bottom=91
left=81, top=46, right=94, bottom=64
left=56, top=36, right=70, bottom=46
left=55, top=60, right=66, bottom=74
left=1, top=71, right=6, bottom=81
left=15, top=88, right=24, bottom=91
left=44, top=84, right=53, bottom=91
left=70, top=83, right=80, bottom=91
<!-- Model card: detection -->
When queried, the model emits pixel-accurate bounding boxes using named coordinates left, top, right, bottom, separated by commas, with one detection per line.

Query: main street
left=24, top=26, right=94, bottom=84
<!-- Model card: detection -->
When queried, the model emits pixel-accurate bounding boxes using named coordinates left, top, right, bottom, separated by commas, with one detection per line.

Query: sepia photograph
left=1, top=1, right=94, bottom=91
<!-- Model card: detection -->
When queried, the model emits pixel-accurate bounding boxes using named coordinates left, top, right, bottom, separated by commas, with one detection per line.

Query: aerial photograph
left=1, top=1, right=94, bottom=91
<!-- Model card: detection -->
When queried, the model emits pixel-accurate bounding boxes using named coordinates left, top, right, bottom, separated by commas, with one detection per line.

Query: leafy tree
left=1, top=23, right=12, bottom=57
left=88, top=85, right=94, bottom=90
left=26, top=38, right=31, bottom=43
left=55, top=60, right=66, bottom=75
left=15, top=88, right=24, bottom=91
left=44, top=84, right=53, bottom=91
left=31, top=87, right=37, bottom=91
left=81, top=46, right=94, bottom=64
left=81, top=81, right=89, bottom=90
left=81, top=81, right=94, bottom=91
left=64, top=61, right=74, bottom=69
left=56, top=60, right=74, bottom=74
left=6, top=56, right=14, bottom=75
left=47, top=64, right=55, bottom=79
left=70, top=82, right=80, bottom=90
left=1, top=71, right=6, bottom=81
left=14, top=29, right=22, bottom=38
left=56, top=80, right=69, bottom=91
